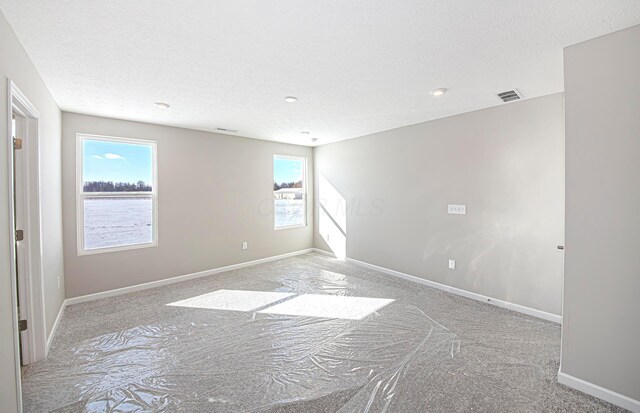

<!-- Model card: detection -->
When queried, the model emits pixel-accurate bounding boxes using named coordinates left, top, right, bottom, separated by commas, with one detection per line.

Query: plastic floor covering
left=22, top=253, right=626, bottom=412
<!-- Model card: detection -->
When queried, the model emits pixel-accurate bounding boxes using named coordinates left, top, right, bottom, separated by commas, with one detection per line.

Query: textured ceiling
left=1, top=1, right=639, bottom=146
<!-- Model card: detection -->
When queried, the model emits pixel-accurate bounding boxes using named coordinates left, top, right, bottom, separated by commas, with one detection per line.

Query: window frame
left=273, top=154, right=307, bottom=230
left=76, top=133, right=158, bottom=256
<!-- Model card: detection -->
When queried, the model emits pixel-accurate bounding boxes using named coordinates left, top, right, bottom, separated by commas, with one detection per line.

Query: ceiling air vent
left=216, top=127, right=238, bottom=133
left=495, top=89, right=523, bottom=103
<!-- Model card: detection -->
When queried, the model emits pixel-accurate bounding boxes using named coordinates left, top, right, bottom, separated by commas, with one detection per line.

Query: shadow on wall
left=319, top=175, right=347, bottom=259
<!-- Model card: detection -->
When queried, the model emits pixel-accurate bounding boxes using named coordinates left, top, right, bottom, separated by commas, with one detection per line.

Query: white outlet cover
left=448, top=204, right=466, bottom=215
left=242, top=242, right=248, bottom=250
left=448, top=259, right=456, bottom=270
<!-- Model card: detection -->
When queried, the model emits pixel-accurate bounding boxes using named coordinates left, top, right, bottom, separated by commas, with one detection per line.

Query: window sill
left=274, top=224, right=307, bottom=231
left=78, top=241, right=157, bottom=256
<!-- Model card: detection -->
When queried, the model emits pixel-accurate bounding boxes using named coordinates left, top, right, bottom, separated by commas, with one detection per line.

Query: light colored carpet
left=22, top=253, right=625, bottom=412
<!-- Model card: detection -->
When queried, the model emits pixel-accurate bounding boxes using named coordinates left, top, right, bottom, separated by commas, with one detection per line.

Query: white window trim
left=76, top=133, right=158, bottom=255
left=273, top=154, right=307, bottom=230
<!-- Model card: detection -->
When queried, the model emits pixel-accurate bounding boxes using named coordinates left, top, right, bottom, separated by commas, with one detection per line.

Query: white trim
left=76, top=133, right=158, bottom=256
left=345, top=256, right=562, bottom=323
left=273, top=154, right=307, bottom=230
left=7, top=79, right=24, bottom=413
left=66, top=248, right=315, bottom=305
left=558, top=371, right=640, bottom=412
left=46, top=300, right=67, bottom=353
left=7, top=79, right=49, bottom=413
left=80, top=240, right=157, bottom=256
left=311, top=247, right=336, bottom=257
left=274, top=223, right=307, bottom=231
left=7, top=80, right=47, bottom=358
left=9, top=80, right=40, bottom=118
left=81, top=191, right=154, bottom=197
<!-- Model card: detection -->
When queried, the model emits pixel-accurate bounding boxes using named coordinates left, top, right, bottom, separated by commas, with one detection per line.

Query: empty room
left=1, top=1, right=639, bottom=412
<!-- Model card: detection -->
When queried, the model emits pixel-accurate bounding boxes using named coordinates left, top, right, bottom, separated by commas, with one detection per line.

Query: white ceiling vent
left=495, top=89, right=523, bottom=103
left=216, top=127, right=238, bottom=133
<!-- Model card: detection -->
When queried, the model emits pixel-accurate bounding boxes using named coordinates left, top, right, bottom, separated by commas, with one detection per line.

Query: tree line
left=273, top=180, right=303, bottom=191
left=83, top=181, right=152, bottom=192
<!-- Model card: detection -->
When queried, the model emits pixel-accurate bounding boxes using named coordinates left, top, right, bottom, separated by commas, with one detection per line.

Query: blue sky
left=83, top=140, right=152, bottom=184
left=274, top=157, right=303, bottom=184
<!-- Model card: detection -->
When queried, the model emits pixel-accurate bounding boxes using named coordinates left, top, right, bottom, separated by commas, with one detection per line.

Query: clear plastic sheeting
left=23, top=258, right=460, bottom=412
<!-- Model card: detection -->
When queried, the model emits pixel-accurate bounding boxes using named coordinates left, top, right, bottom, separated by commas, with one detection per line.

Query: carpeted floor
left=22, top=253, right=626, bottom=412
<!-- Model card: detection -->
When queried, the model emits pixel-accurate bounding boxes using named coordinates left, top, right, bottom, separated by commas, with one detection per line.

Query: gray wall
left=314, top=93, right=565, bottom=316
left=561, top=24, right=640, bottom=402
left=62, top=113, right=313, bottom=298
left=0, top=10, right=65, bottom=411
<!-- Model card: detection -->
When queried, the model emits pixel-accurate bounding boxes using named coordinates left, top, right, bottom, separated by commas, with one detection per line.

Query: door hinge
left=13, top=137, right=23, bottom=150
left=16, top=229, right=24, bottom=241
left=18, top=319, right=27, bottom=332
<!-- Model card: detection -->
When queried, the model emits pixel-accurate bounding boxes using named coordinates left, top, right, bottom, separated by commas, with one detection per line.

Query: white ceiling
left=2, top=1, right=639, bottom=146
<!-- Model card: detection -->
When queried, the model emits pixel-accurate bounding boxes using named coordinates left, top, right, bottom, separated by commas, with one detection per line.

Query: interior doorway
left=6, top=81, right=48, bottom=413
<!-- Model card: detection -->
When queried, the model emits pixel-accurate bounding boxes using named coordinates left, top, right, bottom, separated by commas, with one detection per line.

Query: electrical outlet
left=448, top=204, right=466, bottom=215
left=448, top=259, right=456, bottom=270
left=242, top=242, right=248, bottom=250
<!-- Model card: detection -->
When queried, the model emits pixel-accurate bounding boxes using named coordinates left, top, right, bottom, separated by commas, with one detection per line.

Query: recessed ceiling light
left=301, top=131, right=310, bottom=134
left=430, top=88, right=447, bottom=97
left=155, top=102, right=170, bottom=108
left=311, top=138, right=318, bottom=143
left=284, top=96, right=298, bottom=103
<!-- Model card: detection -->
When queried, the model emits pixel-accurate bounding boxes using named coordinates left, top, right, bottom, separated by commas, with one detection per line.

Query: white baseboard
left=558, top=371, right=640, bottom=412
left=311, top=247, right=335, bottom=257
left=345, top=257, right=562, bottom=324
left=46, top=299, right=67, bottom=354
left=66, top=248, right=315, bottom=306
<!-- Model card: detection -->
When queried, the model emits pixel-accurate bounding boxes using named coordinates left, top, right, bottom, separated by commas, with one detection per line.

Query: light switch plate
left=242, top=242, right=248, bottom=250
left=449, top=259, right=456, bottom=270
left=448, top=204, right=466, bottom=215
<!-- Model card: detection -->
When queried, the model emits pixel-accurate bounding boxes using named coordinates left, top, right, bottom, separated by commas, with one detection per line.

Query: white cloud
left=91, top=155, right=104, bottom=159
left=103, top=153, right=126, bottom=160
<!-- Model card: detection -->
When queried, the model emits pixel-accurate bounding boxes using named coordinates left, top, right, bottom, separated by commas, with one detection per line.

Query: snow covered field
left=84, top=197, right=153, bottom=250
left=274, top=199, right=305, bottom=227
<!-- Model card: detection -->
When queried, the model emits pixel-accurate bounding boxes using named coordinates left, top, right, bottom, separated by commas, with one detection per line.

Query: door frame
left=6, top=79, right=47, bottom=404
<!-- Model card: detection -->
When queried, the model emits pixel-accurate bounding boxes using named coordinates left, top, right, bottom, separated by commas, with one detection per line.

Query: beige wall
left=561, top=24, right=640, bottom=403
left=314, top=93, right=565, bottom=316
left=0, top=10, right=64, bottom=411
left=62, top=112, right=313, bottom=298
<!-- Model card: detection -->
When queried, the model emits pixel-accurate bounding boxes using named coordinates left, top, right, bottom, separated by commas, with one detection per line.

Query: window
left=77, top=134, right=157, bottom=254
left=273, top=155, right=306, bottom=229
